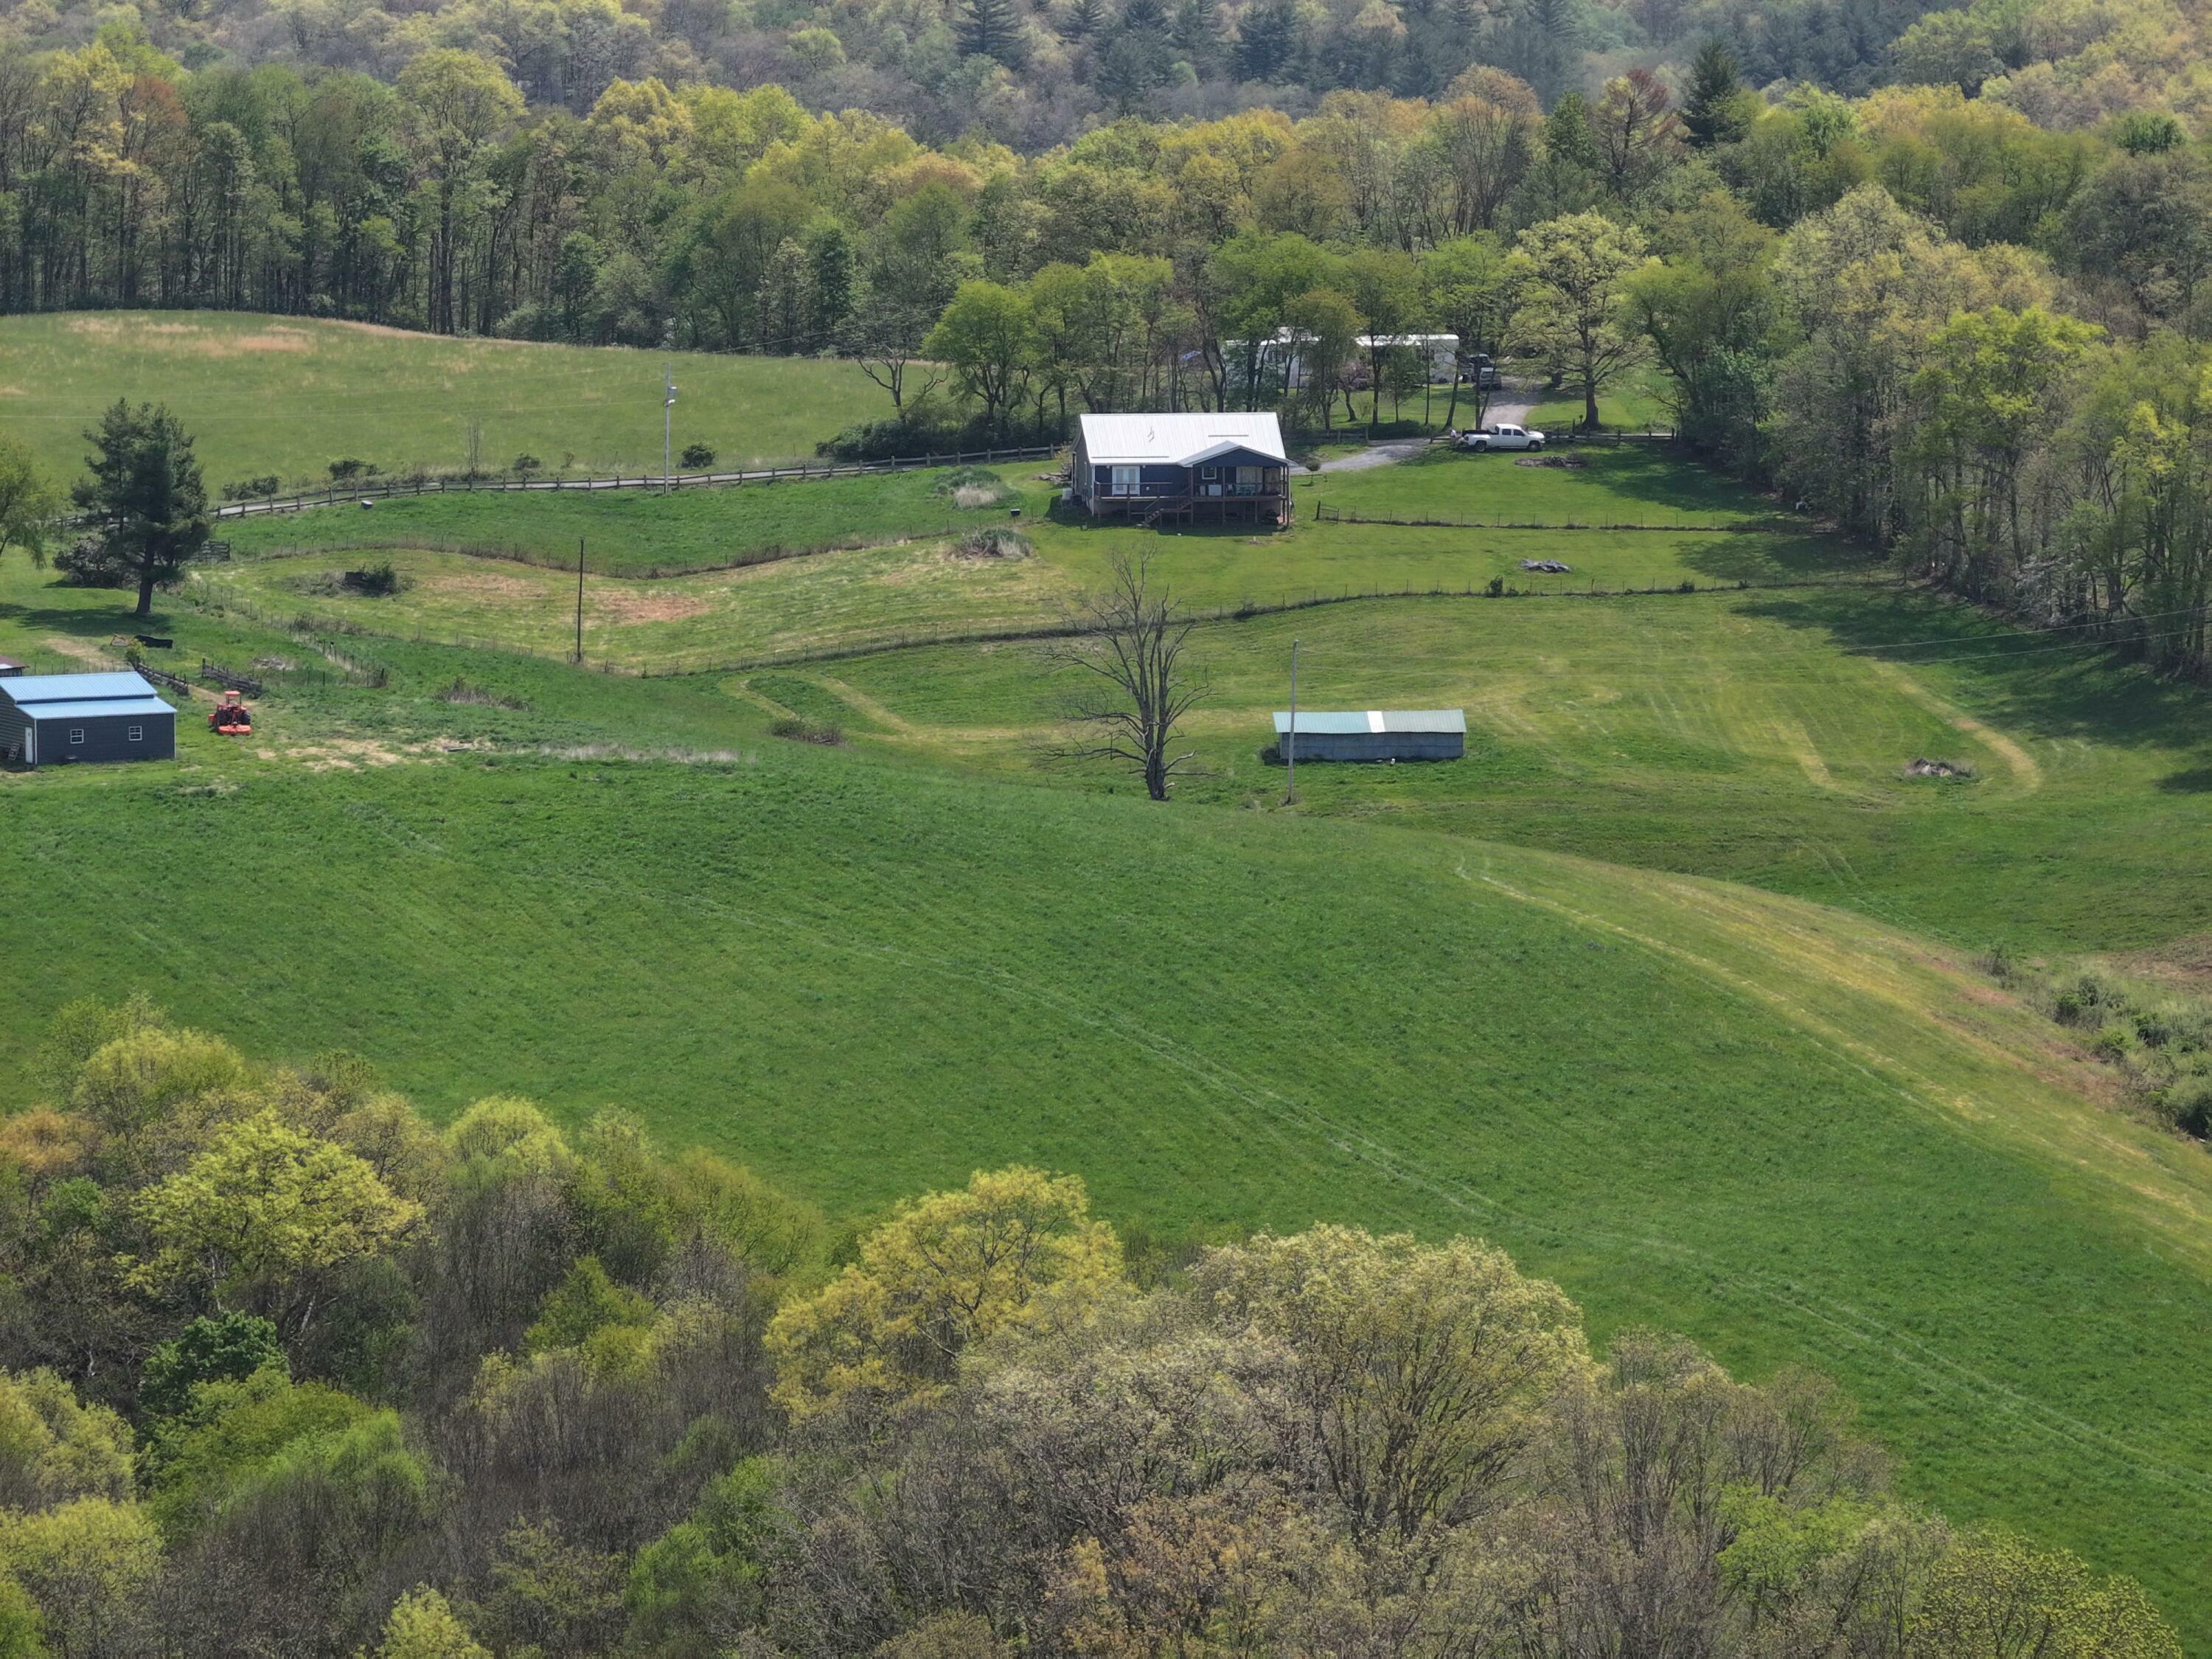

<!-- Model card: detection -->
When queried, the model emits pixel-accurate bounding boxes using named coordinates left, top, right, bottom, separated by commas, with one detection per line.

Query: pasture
left=196, top=447, right=1866, bottom=672
left=7, top=400, right=2212, bottom=1639
left=225, top=464, right=1030, bottom=577
left=0, top=312, right=887, bottom=487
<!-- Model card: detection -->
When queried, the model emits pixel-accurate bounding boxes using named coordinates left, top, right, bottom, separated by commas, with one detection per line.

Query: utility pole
left=574, top=538, right=585, bottom=663
left=663, top=360, right=676, bottom=494
left=1284, top=636, right=1298, bottom=806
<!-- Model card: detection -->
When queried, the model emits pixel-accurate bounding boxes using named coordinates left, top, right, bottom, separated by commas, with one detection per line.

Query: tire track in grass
left=332, top=790, right=2212, bottom=1499
left=1866, top=659, right=2044, bottom=791
left=1457, top=854, right=2212, bottom=1497
left=595, top=811, right=2212, bottom=1500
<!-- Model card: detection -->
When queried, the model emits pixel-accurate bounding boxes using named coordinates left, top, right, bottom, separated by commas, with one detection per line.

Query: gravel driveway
left=1312, top=395, right=1537, bottom=473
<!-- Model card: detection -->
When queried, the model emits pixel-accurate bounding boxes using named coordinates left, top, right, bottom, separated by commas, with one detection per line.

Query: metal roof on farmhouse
left=1079, top=412, right=1288, bottom=467
left=1273, top=709, right=1467, bottom=735
left=0, top=671, right=164, bottom=709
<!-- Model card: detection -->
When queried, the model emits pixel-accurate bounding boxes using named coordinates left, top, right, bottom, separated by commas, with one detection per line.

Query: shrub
left=223, top=476, right=282, bottom=501
left=769, top=716, right=844, bottom=746
left=950, top=527, right=1032, bottom=560
left=2053, top=991, right=2084, bottom=1026
left=439, top=678, right=527, bottom=710
left=2133, top=1009, right=2174, bottom=1049
left=935, top=465, right=1013, bottom=509
left=328, top=459, right=369, bottom=482
left=2090, top=1026, right=2132, bottom=1062
left=2162, top=1077, right=2212, bottom=1138
left=511, top=454, right=541, bottom=476
left=340, top=563, right=403, bottom=598
left=1486, top=575, right=1506, bottom=597
left=680, top=443, right=716, bottom=469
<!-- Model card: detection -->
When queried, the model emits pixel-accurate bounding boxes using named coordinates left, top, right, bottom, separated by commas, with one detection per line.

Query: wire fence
left=205, top=445, right=1063, bottom=522
left=1310, top=504, right=1803, bottom=532
left=231, top=528, right=976, bottom=581
left=184, top=570, right=1906, bottom=682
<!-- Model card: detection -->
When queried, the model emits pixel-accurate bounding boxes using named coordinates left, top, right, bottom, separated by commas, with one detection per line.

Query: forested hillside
left=7, top=13, right=2212, bottom=678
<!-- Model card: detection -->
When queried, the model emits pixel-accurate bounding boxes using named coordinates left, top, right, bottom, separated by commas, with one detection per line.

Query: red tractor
left=208, top=689, right=253, bottom=736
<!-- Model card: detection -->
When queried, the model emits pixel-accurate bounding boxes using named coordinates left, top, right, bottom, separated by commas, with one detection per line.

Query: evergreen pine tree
left=67, top=400, right=209, bottom=618
left=1682, top=38, right=1750, bottom=147
left=1121, top=0, right=1169, bottom=36
left=1062, top=0, right=1107, bottom=38
left=1171, top=0, right=1221, bottom=72
left=961, top=0, right=1028, bottom=66
left=1542, top=89, right=1601, bottom=171
left=1232, top=0, right=1301, bottom=81
left=1513, top=0, right=1577, bottom=105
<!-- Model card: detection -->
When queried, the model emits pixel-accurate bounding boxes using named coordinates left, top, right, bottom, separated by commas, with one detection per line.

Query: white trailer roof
left=1079, top=412, right=1287, bottom=466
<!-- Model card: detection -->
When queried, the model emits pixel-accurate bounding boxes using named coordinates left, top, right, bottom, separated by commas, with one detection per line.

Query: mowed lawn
left=2, top=725, right=2211, bottom=1639
left=0, top=312, right=888, bottom=487
left=808, top=590, right=2212, bottom=954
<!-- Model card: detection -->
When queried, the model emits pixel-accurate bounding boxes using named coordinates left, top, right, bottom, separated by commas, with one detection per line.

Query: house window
left=1110, top=465, right=1141, bottom=498
left=69, top=728, right=84, bottom=745
left=1200, top=466, right=1218, bottom=480
left=128, top=726, right=144, bottom=742
left=1235, top=466, right=1262, bottom=495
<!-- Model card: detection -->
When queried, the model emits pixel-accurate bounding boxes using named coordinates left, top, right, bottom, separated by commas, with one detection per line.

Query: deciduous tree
left=1509, top=212, right=1653, bottom=430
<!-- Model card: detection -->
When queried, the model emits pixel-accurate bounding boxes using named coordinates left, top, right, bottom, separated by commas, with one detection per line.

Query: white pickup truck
left=1455, top=423, right=1546, bottom=453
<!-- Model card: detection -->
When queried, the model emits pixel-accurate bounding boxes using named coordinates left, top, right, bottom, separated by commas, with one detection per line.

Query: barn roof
left=23, top=696, right=173, bottom=720
left=1, top=671, right=164, bottom=709
left=1079, top=412, right=1288, bottom=466
left=1273, top=709, right=1467, bottom=735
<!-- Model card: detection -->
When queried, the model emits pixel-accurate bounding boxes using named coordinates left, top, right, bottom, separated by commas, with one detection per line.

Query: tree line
left=7, top=31, right=2212, bottom=672
left=0, top=993, right=2183, bottom=1656
left=0, top=0, right=1967, bottom=159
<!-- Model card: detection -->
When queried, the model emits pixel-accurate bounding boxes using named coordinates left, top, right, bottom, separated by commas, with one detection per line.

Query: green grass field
left=226, top=465, right=1029, bottom=577
left=197, top=450, right=1867, bottom=672
left=0, top=312, right=888, bottom=488
left=1, top=619, right=2209, bottom=1635
left=804, top=589, right=2212, bottom=954
left=8, top=414, right=2212, bottom=1640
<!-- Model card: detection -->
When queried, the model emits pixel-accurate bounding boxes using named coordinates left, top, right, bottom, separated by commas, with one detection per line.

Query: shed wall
left=30, top=710, right=174, bottom=764
left=0, top=698, right=28, bottom=764
left=1286, top=730, right=1464, bottom=762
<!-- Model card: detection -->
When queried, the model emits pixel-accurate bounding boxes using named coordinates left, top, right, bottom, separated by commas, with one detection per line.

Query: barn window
left=69, top=728, right=83, bottom=745
left=128, top=726, right=143, bottom=742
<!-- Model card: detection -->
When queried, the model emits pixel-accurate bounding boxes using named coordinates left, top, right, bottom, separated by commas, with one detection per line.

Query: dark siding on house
left=31, top=712, right=174, bottom=764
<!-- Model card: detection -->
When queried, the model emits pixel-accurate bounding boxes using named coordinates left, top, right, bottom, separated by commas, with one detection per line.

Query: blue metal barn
left=0, top=671, right=176, bottom=766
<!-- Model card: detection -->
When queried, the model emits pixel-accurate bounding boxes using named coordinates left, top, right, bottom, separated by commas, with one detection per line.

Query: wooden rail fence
left=206, top=445, right=1063, bottom=522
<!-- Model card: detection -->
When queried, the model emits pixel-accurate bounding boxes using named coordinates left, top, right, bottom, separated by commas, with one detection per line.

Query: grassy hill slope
left=808, top=589, right=2212, bottom=953
left=0, top=312, right=886, bottom=486
left=3, top=730, right=2211, bottom=1636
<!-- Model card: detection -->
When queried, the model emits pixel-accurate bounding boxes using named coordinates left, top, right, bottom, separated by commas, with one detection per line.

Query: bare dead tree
left=1042, top=550, right=1206, bottom=801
